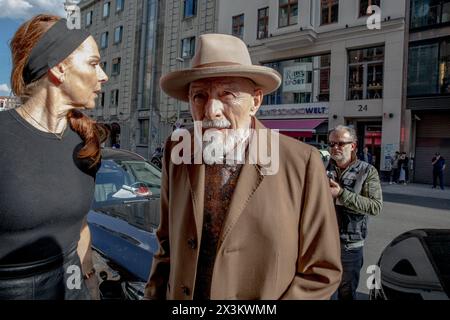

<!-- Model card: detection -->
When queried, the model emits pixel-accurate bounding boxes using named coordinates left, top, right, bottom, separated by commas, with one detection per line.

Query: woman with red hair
left=0, top=14, right=108, bottom=299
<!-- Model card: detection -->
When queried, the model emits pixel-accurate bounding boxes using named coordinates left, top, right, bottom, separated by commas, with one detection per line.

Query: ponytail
left=67, top=109, right=109, bottom=167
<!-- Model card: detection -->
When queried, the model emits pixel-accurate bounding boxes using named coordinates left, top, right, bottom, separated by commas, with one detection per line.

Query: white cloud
left=0, top=83, right=11, bottom=96
left=0, top=0, right=68, bottom=20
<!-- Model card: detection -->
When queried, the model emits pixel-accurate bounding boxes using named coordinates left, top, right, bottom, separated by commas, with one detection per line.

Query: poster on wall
left=382, top=143, right=399, bottom=171
left=282, top=63, right=313, bottom=93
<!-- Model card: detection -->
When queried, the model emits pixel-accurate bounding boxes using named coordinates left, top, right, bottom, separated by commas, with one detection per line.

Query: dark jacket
left=327, top=158, right=382, bottom=243
left=432, top=156, right=446, bottom=172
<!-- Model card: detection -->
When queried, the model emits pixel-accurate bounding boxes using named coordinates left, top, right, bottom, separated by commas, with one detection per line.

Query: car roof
left=101, top=148, right=146, bottom=161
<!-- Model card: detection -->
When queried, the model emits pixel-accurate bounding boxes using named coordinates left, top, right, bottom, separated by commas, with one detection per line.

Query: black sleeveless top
left=0, top=109, right=99, bottom=266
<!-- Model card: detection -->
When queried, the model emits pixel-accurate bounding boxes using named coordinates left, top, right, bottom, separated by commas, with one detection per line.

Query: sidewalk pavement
left=381, top=182, right=450, bottom=200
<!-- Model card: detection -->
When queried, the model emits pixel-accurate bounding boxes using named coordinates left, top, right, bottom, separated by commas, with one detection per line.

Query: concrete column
left=329, top=41, right=347, bottom=129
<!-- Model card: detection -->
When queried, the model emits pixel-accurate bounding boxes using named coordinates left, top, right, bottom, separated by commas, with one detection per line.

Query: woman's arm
left=77, top=218, right=100, bottom=299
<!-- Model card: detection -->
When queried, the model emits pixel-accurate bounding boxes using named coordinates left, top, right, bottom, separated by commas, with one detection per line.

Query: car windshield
left=94, top=159, right=162, bottom=207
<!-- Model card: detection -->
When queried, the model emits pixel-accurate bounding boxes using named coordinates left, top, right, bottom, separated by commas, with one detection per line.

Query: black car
left=369, top=229, right=450, bottom=300
left=87, top=148, right=161, bottom=299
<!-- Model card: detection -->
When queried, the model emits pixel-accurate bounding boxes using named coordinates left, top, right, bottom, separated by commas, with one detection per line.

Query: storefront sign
left=282, top=64, right=313, bottom=93
left=258, top=103, right=329, bottom=118
left=300, top=106, right=327, bottom=115
left=138, top=110, right=151, bottom=118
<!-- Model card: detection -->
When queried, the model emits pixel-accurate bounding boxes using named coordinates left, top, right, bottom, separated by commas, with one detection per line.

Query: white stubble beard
left=202, top=119, right=250, bottom=165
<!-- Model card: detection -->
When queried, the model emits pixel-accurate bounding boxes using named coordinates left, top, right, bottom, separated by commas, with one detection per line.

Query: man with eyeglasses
left=326, top=125, right=383, bottom=300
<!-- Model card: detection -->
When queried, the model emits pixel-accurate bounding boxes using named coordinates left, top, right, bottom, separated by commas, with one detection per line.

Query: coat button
left=181, top=285, right=190, bottom=296
left=187, top=238, right=197, bottom=249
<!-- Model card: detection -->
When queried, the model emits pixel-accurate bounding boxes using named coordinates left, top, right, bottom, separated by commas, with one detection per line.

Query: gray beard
left=331, top=153, right=350, bottom=164
left=202, top=129, right=250, bottom=165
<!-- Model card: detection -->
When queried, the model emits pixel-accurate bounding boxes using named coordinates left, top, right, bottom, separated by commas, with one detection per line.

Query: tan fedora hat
left=160, top=33, right=282, bottom=102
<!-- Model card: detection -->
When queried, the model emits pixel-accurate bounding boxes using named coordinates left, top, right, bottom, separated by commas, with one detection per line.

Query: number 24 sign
left=358, top=105, right=368, bottom=112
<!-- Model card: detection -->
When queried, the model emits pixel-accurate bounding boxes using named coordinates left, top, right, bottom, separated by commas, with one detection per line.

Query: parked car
left=87, top=148, right=161, bottom=299
left=369, top=229, right=450, bottom=300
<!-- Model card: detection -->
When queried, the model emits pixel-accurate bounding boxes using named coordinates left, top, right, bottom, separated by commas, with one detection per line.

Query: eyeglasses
left=329, top=141, right=354, bottom=148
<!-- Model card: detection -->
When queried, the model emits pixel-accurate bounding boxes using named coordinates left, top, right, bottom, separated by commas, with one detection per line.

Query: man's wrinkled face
left=189, top=77, right=262, bottom=130
left=329, top=131, right=356, bottom=164
left=189, top=77, right=263, bottom=163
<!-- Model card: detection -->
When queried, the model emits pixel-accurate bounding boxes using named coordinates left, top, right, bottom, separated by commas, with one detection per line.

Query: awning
left=260, top=119, right=326, bottom=138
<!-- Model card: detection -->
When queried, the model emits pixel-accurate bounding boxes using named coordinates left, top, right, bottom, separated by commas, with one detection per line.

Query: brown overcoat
left=144, top=119, right=342, bottom=300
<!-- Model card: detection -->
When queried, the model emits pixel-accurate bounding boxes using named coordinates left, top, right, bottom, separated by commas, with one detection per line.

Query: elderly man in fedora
left=144, top=34, right=342, bottom=300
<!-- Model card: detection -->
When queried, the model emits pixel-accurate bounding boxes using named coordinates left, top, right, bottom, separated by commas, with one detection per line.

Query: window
left=183, top=0, right=197, bottom=18
left=439, top=39, right=450, bottom=94
left=181, top=37, right=195, bottom=58
left=103, top=1, right=111, bottom=18
left=100, top=61, right=107, bottom=73
left=410, top=0, right=450, bottom=29
left=319, top=55, right=331, bottom=101
left=232, top=14, right=245, bottom=39
left=263, top=54, right=331, bottom=105
left=444, top=1, right=450, bottom=23
left=111, top=89, right=119, bottom=106
left=408, top=39, right=450, bottom=96
left=116, top=0, right=124, bottom=12
left=359, top=0, right=380, bottom=17
left=101, top=32, right=109, bottom=49
left=139, top=119, right=149, bottom=145
left=86, top=11, right=93, bottom=26
left=257, top=7, right=269, bottom=39
left=321, top=0, right=339, bottom=25
left=99, top=92, right=105, bottom=108
left=279, top=0, right=298, bottom=28
left=408, top=43, right=439, bottom=95
left=112, top=57, right=121, bottom=76
left=114, top=26, right=123, bottom=44
left=347, top=46, right=384, bottom=100
left=93, top=159, right=161, bottom=208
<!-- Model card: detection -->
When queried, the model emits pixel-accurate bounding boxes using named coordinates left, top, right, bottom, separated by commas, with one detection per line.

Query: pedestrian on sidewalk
left=358, top=146, right=373, bottom=165
left=398, top=152, right=409, bottom=185
left=327, top=125, right=383, bottom=300
left=389, top=151, right=400, bottom=184
left=403, top=152, right=410, bottom=184
left=432, top=153, right=446, bottom=190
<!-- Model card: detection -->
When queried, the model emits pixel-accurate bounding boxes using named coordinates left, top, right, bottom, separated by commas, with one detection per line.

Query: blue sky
left=0, top=18, right=21, bottom=95
left=0, top=0, right=67, bottom=95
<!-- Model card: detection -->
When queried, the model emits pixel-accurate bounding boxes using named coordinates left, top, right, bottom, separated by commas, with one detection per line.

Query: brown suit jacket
left=144, top=119, right=342, bottom=300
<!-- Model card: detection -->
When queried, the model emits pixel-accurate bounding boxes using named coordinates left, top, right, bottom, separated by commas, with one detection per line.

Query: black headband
left=23, top=18, right=91, bottom=85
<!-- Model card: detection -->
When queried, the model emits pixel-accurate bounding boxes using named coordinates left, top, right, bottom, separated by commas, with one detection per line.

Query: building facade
left=158, top=0, right=219, bottom=140
left=407, top=0, right=450, bottom=186
left=218, top=0, right=408, bottom=175
left=0, top=96, right=21, bottom=111
left=79, top=0, right=164, bottom=159
left=0, top=97, right=5, bottom=110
